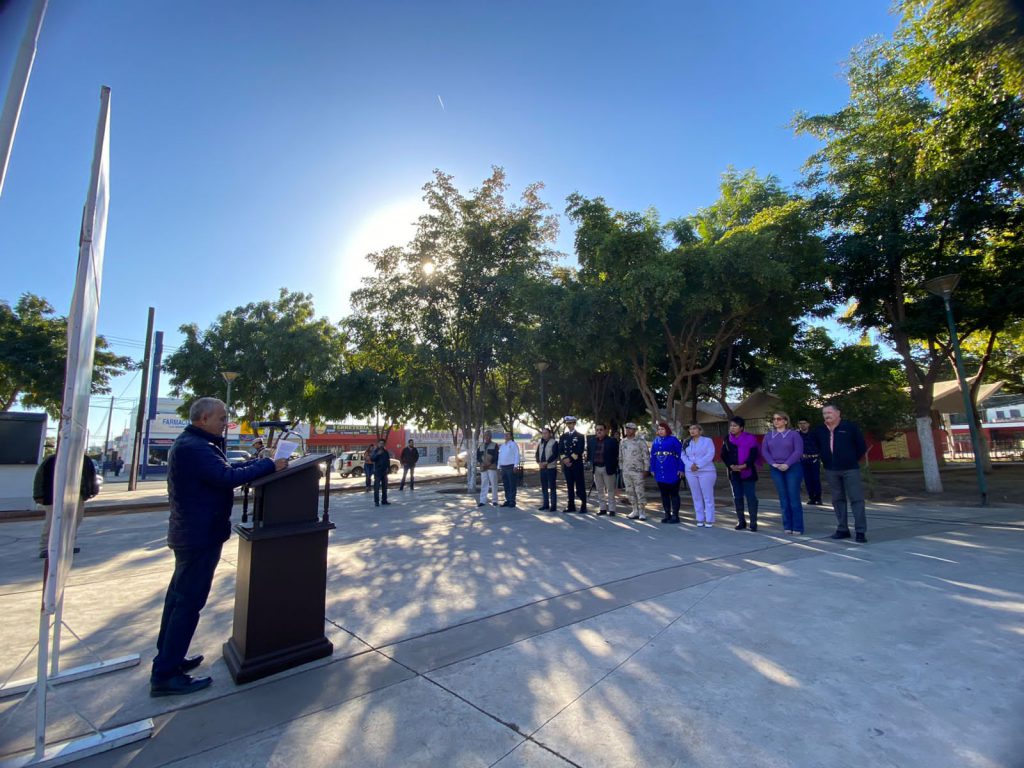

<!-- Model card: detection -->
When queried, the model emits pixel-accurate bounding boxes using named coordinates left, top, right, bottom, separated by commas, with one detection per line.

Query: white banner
left=44, top=86, right=111, bottom=613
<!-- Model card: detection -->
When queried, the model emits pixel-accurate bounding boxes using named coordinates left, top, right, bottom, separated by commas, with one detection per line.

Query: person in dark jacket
left=797, top=419, right=822, bottom=505
left=559, top=416, right=587, bottom=513
left=587, top=424, right=620, bottom=515
left=535, top=427, right=560, bottom=511
left=35, top=453, right=99, bottom=558
left=815, top=404, right=869, bottom=542
left=398, top=439, right=419, bottom=491
left=371, top=439, right=392, bottom=507
left=151, top=397, right=284, bottom=698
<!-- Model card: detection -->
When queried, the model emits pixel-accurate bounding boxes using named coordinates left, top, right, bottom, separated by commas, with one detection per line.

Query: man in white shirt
left=498, top=432, right=521, bottom=508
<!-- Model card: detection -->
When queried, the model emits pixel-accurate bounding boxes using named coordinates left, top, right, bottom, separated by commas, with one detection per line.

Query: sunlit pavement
left=1, top=481, right=1022, bottom=767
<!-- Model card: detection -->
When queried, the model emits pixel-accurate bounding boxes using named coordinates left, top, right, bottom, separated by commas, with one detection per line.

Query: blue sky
left=0, top=0, right=898, bottom=438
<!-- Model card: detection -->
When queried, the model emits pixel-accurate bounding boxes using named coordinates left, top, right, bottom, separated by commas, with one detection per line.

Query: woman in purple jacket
left=761, top=411, right=805, bottom=534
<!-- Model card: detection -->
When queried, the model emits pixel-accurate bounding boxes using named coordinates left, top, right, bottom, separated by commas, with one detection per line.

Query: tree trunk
left=916, top=416, right=943, bottom=493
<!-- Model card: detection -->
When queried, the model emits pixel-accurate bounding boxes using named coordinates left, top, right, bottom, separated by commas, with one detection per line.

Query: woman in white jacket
left=682, top=423, right=717, bottom=527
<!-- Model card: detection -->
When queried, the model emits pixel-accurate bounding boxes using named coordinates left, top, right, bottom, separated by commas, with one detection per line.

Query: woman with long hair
left=650, top=421, right=684, bottom=524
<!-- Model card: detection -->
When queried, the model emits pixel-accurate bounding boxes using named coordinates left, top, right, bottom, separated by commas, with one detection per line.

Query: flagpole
left=0, top=0, right=48, bottom=198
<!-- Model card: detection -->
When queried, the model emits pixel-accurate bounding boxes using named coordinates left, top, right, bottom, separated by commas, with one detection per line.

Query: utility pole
left=128, top=307, right=155, bottom=490
left=102, top=396, right=114, bottom=475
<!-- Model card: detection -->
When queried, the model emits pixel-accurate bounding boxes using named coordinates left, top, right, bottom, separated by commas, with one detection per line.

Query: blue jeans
left=540, top=467, right=558, bottom=509
left=729, top=475, right=758, bottom=527
left=770, top=465, right=805, bottom=533
left=500, top=465, right=516, bottom=505
left=152, top=544, right=223, bottom=680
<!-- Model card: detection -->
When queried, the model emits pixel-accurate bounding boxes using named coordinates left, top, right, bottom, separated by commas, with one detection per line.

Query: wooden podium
left=223, top=454, right=335, bottom=684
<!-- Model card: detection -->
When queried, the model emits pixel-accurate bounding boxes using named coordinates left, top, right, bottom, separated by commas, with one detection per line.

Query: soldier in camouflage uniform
left=619, top=422, right=650, bottom=520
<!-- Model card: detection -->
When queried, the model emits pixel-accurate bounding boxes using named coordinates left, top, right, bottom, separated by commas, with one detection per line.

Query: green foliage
left=766, top=327, right=913, bottom=439
left=0, top=293, right=133, bottom=418
left=163, top=289, right=346, bottom=423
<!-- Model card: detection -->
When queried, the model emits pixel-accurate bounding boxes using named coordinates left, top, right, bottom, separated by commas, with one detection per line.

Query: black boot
left=734, top=511, right=747, bottom=530
left=749, top=514, right=758, bottom=532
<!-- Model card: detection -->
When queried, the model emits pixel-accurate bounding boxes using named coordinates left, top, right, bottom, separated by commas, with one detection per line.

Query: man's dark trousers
left=152, top=544, right=223, bottom=680
left=399, top=466, right=414, bottom=491
left=374, top=471, right=388, bottom=505
left=801, top=456, right=822, bottom=503
left=500, top=464, right=516, bottom=506
left=562, top=462, right=587, bottom=511
left=540, top=467, right=558, bottom=509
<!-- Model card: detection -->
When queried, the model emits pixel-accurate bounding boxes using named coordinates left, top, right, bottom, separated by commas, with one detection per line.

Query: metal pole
left=0, top=0, right=48, bottom=199
left=128, top=308, right=155, bottom=490
left=942, top=296, right=988, bottom=507
left=102, top=396, right=114, bottom=475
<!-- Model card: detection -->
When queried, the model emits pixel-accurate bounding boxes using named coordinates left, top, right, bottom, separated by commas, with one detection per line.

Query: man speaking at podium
left=150, top=397, right=287, bottom=697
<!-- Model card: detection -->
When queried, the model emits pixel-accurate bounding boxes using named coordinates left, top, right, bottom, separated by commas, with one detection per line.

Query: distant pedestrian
left=250, top=438, right=265, bottom=458
left=535, top=427, right=560, bottom=511
left=115, top=458, right=124, bottom=476
left=362, top=446, right=374, bottom=492
left=399, top=439, right=419, bottom=491
left=498, top=432, right=521, bottom=508
left=650, top=421, right=683, bottom=524
left=477, top=431, right=500, bottom=507
left=35, top=453, right=100, bottom=559
left=721, top=416, right=760, bottom=531
left=371, top=439, right=391, bottom=506
left=682, top=423, right=717, bottom=527
left=762, top=412, right=805, bottom=535
left=619, top=423, right=650, bottom=520
left=797, top=419, right=823, bottom=505
left=587, top=423, right=619, bottom=515
left=815, top=404, right=868, bottom=543
left=558, top=416, right=587, bottom=513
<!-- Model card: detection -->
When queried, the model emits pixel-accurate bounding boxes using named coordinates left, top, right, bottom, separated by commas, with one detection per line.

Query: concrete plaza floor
left=1, top=479, right=1022, bottom=767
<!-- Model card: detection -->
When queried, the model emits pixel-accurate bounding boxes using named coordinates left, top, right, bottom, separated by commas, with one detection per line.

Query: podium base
left=223, top=635, right=333, bottom=684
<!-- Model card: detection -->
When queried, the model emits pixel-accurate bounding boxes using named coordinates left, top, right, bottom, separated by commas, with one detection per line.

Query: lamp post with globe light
left=922, top=274, right=987, bottom=506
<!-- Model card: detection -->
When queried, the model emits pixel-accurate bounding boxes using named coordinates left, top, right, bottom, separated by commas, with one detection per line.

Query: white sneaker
left=627, top=511, right=639, bottom=519
left=705, top=522, right=713, bottom=528
left=697, top=522, right=705, bottom=527
left=638, top=514, right=646, bottom=521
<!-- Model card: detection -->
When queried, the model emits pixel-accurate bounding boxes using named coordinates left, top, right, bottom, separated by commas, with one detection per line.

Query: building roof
left=930, top=378, right=1003, bottom=415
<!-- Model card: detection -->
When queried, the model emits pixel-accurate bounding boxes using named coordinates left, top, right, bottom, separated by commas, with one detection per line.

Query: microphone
left=253, top=420, right=290, bottom=429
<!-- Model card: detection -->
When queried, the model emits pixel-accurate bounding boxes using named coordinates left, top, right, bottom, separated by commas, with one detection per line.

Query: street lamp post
left=922, top=274, right=988, bottom=507
left=221, top=371, right=239, bottom=441
left=535, top=361, right=549, bottom=429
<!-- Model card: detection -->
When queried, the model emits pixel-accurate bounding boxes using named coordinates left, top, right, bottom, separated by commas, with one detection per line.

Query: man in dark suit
left=558, top=416, right=587, bottom=513
left=587, top=423, right=620, bottom=515
left=815, top=404, right=868, bottom=543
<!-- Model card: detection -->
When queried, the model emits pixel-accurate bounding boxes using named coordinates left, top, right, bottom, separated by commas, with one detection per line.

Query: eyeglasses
left=773, top=417, right=787, bottom=421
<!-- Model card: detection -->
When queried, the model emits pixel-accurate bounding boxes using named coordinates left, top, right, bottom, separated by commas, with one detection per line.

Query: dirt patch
left=866, top=464, right=1022, bottom=506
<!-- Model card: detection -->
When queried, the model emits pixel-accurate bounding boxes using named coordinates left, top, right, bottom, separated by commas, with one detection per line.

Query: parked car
left=225, top=450, right=253, bottom=463
left=447, top=451, right=469, bottom=471
left=335, top=451, right=399, bottom=476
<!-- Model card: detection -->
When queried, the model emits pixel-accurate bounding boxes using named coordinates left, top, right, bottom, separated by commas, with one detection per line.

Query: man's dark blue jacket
left=166, top=425, right=276, bottom=550
left=815, top=420, right=867, bottom=472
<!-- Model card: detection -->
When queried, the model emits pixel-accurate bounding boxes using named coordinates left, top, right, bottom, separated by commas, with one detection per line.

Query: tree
left=164, top=289, right=346, bottom=423
left=567, top=170, right=829, bottom=432
left=350, top=168, right=558, bottom=490
left=764, top=326, right=913, bottom=440
left=0, top=293, right=133, bottom=418
left=795, top=4, right=1024, bottom=490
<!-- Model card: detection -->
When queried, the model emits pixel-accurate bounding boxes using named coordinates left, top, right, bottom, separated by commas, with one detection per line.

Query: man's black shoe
left=477, top=502, right=485, bottom=507
left=180, top=655, right=204, bottom=673
left=597, top=510, right=608, bottom=515
left=578, top=508, right=588, bottom=514
left=608, top=511, right=617, bottom=516
left=150, top=673, right=212, bottom=698
left=381, top=501, right=391, bottom=505
left=734, top=523, right=746, bottom=530
left=661, top=515, right=672, bottom=524
left=538, top=505, right=549, bottom=511
left=830, top=530, right=851, bottom=540
left=749, top=524, right=758, bottom=532
left=563, top=508, right=575, bottom=513
left=855, top=533, right=867, bottom=543
left=374, top=503, right=379, bottom=507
